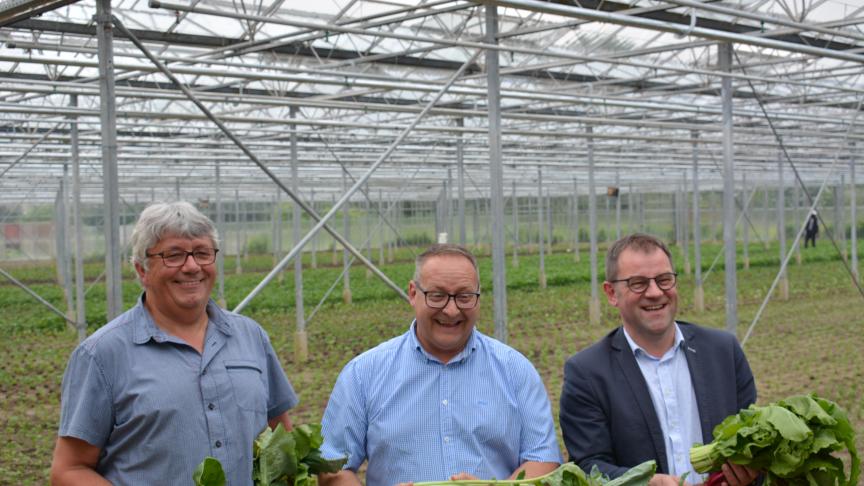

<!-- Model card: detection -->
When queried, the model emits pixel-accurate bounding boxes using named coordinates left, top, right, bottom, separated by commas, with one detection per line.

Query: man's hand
left=649, top=473, right=690, bottom=486
left=711, top=463, right=759, bottom=486
left=450, top=472, right=478, bottom=481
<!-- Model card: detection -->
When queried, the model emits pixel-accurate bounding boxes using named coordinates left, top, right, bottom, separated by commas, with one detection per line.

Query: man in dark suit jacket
left=560, top=234, right=759, bottom=486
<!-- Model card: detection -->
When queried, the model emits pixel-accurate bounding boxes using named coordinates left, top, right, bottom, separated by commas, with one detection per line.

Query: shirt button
left=444, top=437, right=450, bottom=443
left=208, top=403, right=215, bottom=410
left=442, top=399, right=448, bottom=406
left=215, top=440, right=222, bottom=448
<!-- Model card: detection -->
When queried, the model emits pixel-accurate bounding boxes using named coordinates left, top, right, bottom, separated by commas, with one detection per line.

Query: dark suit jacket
left=559, top=321, right=756, bottom=479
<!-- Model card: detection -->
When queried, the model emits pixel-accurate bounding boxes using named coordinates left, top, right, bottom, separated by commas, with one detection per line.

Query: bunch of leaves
left=690, top=394, right=859, bottom=486
left=414, top=460, right=656, bottom=486
left=193, top=423, right=347, bottom=486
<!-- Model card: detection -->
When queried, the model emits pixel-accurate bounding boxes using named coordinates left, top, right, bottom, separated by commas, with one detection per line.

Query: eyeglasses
left=609, top=272, right=677, bottom=293
left=146, top=248, right=219, bottom=268
left=414, top=282, right=480, bottom=309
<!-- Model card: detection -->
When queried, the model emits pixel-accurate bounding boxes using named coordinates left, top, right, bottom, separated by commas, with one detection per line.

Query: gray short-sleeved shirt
left=58, top=296, right=298, bottom=485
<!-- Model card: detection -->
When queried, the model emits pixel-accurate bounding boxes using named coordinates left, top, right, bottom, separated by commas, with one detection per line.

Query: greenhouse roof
left=1, top=0, right=863, bottom=204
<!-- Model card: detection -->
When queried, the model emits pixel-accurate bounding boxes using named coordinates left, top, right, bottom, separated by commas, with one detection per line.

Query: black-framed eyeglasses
left=414, top=282, right=480, bottom=309
left=609, top=272, right=677, bottom=293
left=145, top=248, right=219, bottom=268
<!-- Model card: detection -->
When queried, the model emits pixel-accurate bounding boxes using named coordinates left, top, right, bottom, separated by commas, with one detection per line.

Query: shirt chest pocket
left=224, top=359, right=267, bottom=413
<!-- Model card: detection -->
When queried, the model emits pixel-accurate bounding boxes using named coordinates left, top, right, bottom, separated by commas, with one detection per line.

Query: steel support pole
left=834, top=183, right=844, bottom=259
left=97, top=0, right=123, bottom=319
left=742, top=175, right=750, bottom=270
left=216, top=159, right=226, bottom=307
left=378, top=189, right=385, bottom=265
left=55, top=173, right=73, bottom=320
left=457, top=118, right=466, bottom=246
left=365, top=183, right=372, bottom=278
left=682, top=173, right=691, bottom=275
left=486, top=5, right=508, bottom=343
left=235, top=189, right=242, bottom=274
left=794, top=182, right=802, bottom=264
left=342, top=172, right=352, bottom=304
left=537, top=168, right=546, bottom=289
left=627, top=184, right=633, bottom=235
left=851, top=143, right=859, bottom=282
left=70, top=94, right=87, bottom=341
left=291, top=106, right=307, bottom=362
left=692, top=131, right=704, bottom=312
left=388, top=194, right=395, bottom=263
left=547, top=189, right=553, bottom=254
left=588, top=126, right=601, bottom=325
left=512, top=180, right=519, bottom=267
left=310, top=188, right=317, bottom=269
left=273, top=190, right=282, bottom=281
left=840, top=176, right=847, bottom=260
left=447, top=168, right=454, bottom=240
left=720, top=43, right=738, bottom=335
left=615, top=171, right=621, bottom=241
left=573, top=179, right=580, bottom=262
left=777, top=146, right=789, bottom=300
left=639, top=190, right=645, bottom=231
left=331, top=194, right=339, bottom=266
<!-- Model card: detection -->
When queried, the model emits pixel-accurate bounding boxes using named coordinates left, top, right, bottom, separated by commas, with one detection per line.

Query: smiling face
left=408, top=254, right=480, bottom=364
left=135, top=233, right=216, bottom=323
left=603, top=246, right=678, bottom=353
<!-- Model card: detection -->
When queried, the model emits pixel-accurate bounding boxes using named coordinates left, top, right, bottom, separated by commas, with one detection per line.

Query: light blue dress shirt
left=622, top=324, right=705, bottom=484
left=58, top=296, right=299, bottom=485
left=321, top=321, right=561, bottom=486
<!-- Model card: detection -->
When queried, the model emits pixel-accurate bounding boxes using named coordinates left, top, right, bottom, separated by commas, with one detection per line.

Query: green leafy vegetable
left=192, top=457, right=226, bottom=486
left=689, top=394, right=859, bottom=486
left=413, top=460, right=656, bottom=486
left=193, top=423, right=347, bottom=486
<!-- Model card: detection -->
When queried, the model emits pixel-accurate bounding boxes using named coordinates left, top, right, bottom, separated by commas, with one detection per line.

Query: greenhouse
left=0, top=0, right=862, bottom=483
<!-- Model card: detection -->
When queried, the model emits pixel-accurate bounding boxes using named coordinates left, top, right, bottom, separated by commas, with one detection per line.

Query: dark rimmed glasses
left=414, top=282, right=480, bottom=309
left=609, top=272, right=677, bottom=293
left=146, top=248, right=219, bottom=268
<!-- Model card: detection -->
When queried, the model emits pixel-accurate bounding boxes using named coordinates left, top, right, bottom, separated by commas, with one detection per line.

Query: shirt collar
left=132, top=293, right=233, bottom=344
left=621, top=322, right=684, bottom=360
left=408, top=319, right=478, bottom=364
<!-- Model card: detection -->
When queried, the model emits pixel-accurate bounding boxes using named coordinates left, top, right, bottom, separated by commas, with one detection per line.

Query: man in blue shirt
left=319, top=244, right=561, bottom=486
left=50, top=201, right=298, bottom=485
left=560, top=234, right=759, bottom=486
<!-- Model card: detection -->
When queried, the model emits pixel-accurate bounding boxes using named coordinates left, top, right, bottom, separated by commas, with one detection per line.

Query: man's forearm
left=51, top=467, right=112, bottom=486
left=318, top=469, right=362, bottom=486
left=509, top=461, right=559, bottom=479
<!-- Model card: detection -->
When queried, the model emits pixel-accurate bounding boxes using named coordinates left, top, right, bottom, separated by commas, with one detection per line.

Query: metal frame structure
left=2, top=0, right=864, bottom=339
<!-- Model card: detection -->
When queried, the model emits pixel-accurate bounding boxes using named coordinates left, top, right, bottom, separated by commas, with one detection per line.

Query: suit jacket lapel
left=680, top=323, right=714, bottom=443
left=610, top=328, right=668, bottom=473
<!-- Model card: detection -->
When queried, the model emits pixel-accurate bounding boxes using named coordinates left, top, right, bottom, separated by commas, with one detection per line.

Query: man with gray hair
left=319, top=244, right=561, bottom=486
left=51, top=201, right=298, bottom=485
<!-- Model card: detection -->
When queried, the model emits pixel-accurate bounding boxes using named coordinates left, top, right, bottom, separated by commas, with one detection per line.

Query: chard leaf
left=192, top=457, right=226, bottom=486
left=293, top=423, right=323, bottom=459
left=605, top=461, right=656, bottom=486
left=779, top=395, right=836, bottom=427
left=762, top=405, right=812, bottom=442
left=257, top=424, right=298, bottom=485
left=302, top=449, right=349, bottom=474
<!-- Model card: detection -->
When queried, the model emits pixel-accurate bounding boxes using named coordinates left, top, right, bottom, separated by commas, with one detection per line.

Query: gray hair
left=129, top=201, right=219, bottom=270
left=605, top=233, right=673, bottom=281
left=412, top=244, right=480, bottom=287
